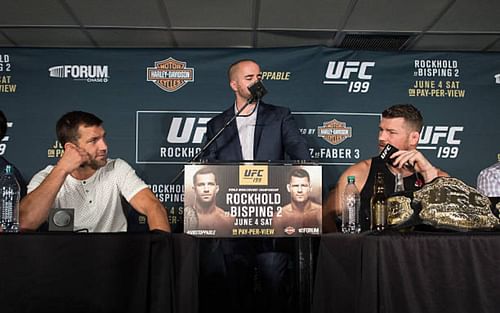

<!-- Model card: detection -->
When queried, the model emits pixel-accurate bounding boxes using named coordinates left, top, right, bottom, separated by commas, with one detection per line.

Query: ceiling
left=1, top=0, right=499, bottom=51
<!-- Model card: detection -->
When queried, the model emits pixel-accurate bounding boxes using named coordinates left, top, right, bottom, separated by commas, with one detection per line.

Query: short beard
left=86, top=158, right=107, bottom=170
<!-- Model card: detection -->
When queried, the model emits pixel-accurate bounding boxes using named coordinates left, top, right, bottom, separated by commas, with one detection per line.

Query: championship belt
left=413, top=177, right=500, bottom=231
left=184, top=206, right=199, bottom=229
left=387, top=195, right=414, bottom=226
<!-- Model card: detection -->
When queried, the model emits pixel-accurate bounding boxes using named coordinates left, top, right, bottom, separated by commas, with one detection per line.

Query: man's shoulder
left=259, top=102, right=289, bottom=114
left=310, top=201, right=322, bottom=211
left=338, top=158, right=373, bottom=188
left=212, top=106, right=233, bottom=118
left=104, top=158, right=129, bottom=168
left=347, top=158, right=372, bottom=175
left=282, top=203, right=293, bottom=213
left=33, top=164, right=56, bottom=176
left=100, top=158, right=135, bottom=176
left=206, top=106, right=233, bottom=126
left=480, top=162, right=500, bottom=176
left=215, top=207, right=232, bottom=219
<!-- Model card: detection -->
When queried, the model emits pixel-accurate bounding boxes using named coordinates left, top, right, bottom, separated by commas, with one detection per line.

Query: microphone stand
left=169, top=80, right=267, bottom=184
left=169, top=96, right=256, bottom=184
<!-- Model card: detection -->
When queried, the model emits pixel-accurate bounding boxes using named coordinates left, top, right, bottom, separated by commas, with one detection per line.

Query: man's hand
left=56, top=143, right=89, bottom=174
left=391, top=149, right=438, bottom=182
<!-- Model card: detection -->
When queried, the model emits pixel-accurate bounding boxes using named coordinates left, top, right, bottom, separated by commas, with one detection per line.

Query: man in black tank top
left=323, top=104, right=449, bottom=232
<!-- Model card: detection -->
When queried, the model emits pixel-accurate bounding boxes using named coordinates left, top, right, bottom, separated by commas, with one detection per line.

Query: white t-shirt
left=235, top=102, right=258, bottom=160
left=27, top=158, right=148, bottom=232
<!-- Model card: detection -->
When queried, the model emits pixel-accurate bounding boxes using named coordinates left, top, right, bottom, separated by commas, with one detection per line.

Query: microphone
left=248, top=80, right=268, bottom=102
left=379, top=143, right=414, bottom=170
left=169, top=80, right=268, bottom=184
left=48, top=208, right=74, bottom=232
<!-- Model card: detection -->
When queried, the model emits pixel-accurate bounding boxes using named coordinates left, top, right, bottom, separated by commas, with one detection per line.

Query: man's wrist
left=52, top=163, right=72, bottom=176
left=422, top=166, right=439, bottom=183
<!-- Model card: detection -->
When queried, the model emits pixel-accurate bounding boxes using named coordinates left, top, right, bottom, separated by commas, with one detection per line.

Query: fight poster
left=184, top=163, right=322, bottom=237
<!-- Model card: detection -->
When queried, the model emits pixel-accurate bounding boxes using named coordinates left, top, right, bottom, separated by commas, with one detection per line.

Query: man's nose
left=99, top=139, right=108, bottom=151
left=378, top=131, right=387, bottom=142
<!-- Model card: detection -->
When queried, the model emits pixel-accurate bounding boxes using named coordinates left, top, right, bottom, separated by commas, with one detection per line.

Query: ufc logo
left=167, top=117, right=210, bottom=144
left=244, top=169, right=264, bottom=177
left=419, top=126, right=463, bottom=145
left=325, top=61, right=375, bottom=80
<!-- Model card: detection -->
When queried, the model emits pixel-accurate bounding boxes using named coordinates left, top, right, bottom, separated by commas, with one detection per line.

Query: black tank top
left=359, top=157, right=421, bottom=231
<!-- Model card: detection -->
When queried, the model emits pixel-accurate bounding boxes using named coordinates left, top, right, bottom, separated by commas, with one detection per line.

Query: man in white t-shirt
left=20, top=111, right=170, bottom=232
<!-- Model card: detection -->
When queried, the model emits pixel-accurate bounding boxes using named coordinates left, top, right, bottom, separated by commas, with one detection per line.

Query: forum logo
left=48, top=65, right=109, bottom=83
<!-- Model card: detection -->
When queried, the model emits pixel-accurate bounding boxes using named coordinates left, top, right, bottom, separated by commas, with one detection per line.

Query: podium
left=183, top=162, right=322, bottom=238
left=184, top=162, right=321, bottom=313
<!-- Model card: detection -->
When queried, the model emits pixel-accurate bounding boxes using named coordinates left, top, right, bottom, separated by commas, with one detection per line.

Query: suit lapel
left=222, top=107, right=243, bottom=160
left=254, top=102, right=269, bottom=159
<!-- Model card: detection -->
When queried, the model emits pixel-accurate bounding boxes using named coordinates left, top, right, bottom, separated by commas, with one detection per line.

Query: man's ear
left=409, top=131, right=420, bottom=146
left=229, top=80, right=238, bottom=92
left=64, top=142, right=77, bottom=150
left=287, top=184, right=291, bottom=193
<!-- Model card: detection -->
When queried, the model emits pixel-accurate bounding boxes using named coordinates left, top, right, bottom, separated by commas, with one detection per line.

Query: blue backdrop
left=1, top=46, right=499, bottom=231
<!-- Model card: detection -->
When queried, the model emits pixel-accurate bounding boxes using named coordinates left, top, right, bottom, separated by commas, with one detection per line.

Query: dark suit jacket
left=202, top=101, right=310, bottom=162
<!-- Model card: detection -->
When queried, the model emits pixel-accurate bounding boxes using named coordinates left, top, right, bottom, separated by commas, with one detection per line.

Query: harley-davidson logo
left=146, top=57, right=194, bottom=92
left=317, top=119, right=352, bottom=145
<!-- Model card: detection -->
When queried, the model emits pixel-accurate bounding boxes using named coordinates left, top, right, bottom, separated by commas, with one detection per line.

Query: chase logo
left=239, top=165, right=268, bottom=186
left=323, top=61, right=375, bottom=93
left=146, top=57, right=194, bottom=92
left=317, top=119, right=352, bottom=145
left=48, top=65, right=109, bottom=83
left=495, top=73, right=500, bottom=84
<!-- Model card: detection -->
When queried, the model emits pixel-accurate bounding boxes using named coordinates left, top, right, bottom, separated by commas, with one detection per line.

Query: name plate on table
left=183, top=163, right=322, bottom=237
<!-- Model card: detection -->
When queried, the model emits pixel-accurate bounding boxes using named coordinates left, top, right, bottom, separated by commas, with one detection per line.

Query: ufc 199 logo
left=323, top=61, right=376, bottom=93
left=239, top=165, right=268, bottom=185
left=167, top=117, right=210, bottom=144
left=418, top=126, right=464, bottom=159
left=0, top=121, right=12, bottom=155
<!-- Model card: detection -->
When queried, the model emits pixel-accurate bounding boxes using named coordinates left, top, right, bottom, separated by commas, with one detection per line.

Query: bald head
left=227, top=59, right=259, bottom=81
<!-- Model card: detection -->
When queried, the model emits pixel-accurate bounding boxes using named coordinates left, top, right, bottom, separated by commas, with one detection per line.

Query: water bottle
left=341, top=175, right=361, bottom=233
left=0, top=165, right=21, bottom=232
left=394, top=173, right=405, bottom=193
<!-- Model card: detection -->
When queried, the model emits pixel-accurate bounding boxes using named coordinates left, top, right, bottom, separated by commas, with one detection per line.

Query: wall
left=1, top=46, right=499, bottom=231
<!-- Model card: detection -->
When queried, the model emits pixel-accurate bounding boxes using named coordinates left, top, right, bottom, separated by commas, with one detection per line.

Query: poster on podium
left=183, top=163, right=322, bottom=237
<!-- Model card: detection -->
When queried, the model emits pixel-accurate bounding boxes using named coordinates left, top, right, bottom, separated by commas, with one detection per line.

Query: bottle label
left=372, top=202, right=387, bottom=227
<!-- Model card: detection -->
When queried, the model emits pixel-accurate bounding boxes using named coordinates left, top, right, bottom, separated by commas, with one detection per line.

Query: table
left=312, top=232, right=500, bottom=313
left=0, top=232, right=198, bottom=313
